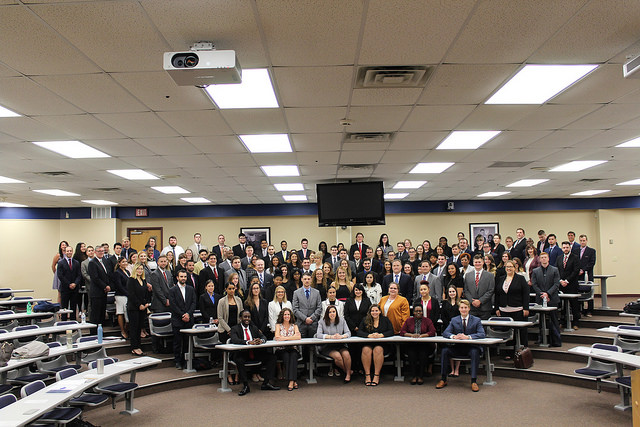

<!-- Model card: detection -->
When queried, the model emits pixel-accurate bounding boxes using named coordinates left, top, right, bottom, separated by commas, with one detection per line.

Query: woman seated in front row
left=357, top=304, right=394, bottom=386
left=315, top=305, right=352, bottom=382
left=400, top=304, right=436, bottom=384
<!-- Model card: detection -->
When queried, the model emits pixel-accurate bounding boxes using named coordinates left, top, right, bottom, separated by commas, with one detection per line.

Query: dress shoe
left=238, top=385, right=250, bottom=396
left=261, top=382, right=280, bottom=391
left=435, top=380, right=447, bottom=389
left=572, top=325, right=579, bottom=330
left=471, top=382, right=479, bottom=392
left=175, top=363, right=183, bottom=369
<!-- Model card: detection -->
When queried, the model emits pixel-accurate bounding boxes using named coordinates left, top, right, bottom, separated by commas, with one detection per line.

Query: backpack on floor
left=623, top=301, right=640, bottom=314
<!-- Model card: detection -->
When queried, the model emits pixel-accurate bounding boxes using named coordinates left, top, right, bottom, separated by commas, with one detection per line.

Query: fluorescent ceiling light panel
left=0, top=176, right=24, bottom=184
left=571, top=190, right=610, bottom=196
left=617, top=178, right=640, bottom=186
left=549, top=160, right=606, bottom=172
left=32, top=140, right=109, bottom=159
left=616, top=137, right=640, bottom=148
left=283, top=195, right=307, bottom=202
left=204, top=69, right=278, bottom=109
left=107, top=169, right=159, bottom=180
left=486, top=64, right=598, bottom=104
left=477, top=191, right=510, bottom=197
left=261, top=165, right=300, bottom=177
left=151, top=186, right=190, bottom=194
left=384, top=193, right=409, bottom=200
left=409, top=162, right=454, bottom=174
left=393, top=181, right=426, bottom=189
left=34, top=189, right=79, bottom=197
left=0, top=202, right=27, bottom=207
left=181, top=197, right=211, bottom=203
left=506, top=179, right=549, bottom=187
left=82, top=200, right=117, bottom=205
left=274, top=183, right=304, bottom=192
left=436, top=131, right=501, bottom=150
left=0, top=105, right=20, bottom=117
left=240, top=134, right=291, bottom=153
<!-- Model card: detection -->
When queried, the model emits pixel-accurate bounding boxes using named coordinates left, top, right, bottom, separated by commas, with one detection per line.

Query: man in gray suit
left=219, top=247, right=234, bottom=272
left=333, top=248, right=356, bottom=273
left=463, top=255, right=495, bottom=320
left=292, top=272, right=322, bottom=338
left=531, top=252, right=562, bottom=346
left=151, top=255, right=173, bottom=313
left=413, top=260, right=441, bottom=303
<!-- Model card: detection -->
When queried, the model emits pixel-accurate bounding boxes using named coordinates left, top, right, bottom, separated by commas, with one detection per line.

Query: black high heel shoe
left=364, top=373, right=372, bottom=386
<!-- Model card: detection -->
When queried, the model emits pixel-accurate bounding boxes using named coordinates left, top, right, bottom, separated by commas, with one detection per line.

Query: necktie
left=163, top=270, right=167, bottom=283
left=213, top=268, right=218, bottom=280
left=197, top=244, right=200, bottom=252
left=171, top=248, right=175, bottom=258
left=463, top=318, right=467, bottom=334
left=563, top=255, right=568, bottom=268
left=99, top=258, right=106, bottom=273
left=359, top=243, right=362, bottom=258
left=305, top=289, right=310, bottom=299
left=68, top=259, right=72, bottom=269
left=394, top=274, right=399, bottom=283
left=580, top=247, right=585, bottom=259
left=475, top=271, right=480, bottom=288
left=244, top=327, right=254, bottom=358
left=259, top=273, right=263, bottom=285
left=191, top=275, right=196, bottom=288
left=422, top=275, right=426, bottom=281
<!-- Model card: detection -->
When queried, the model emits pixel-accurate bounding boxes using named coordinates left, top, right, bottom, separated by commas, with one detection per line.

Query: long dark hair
left=58, top=240, right=69, bottom=257
left=276, top=307, right=296, bottom=324
left=364, top=304, right=382, bottom=332
left=73, top=242, right=87, bottom=262
left=323, top=305, right=340, bottom=326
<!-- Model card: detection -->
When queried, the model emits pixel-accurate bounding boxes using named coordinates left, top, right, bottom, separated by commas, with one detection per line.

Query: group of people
left=51, top=228, right=598, bottom=393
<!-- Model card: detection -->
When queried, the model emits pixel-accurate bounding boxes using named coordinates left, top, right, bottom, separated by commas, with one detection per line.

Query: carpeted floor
left=85, top=374, right=631, bottom=426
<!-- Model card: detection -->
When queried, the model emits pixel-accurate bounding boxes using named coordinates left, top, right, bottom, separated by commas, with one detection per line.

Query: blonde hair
left=332, top=266, right=354, bottom=293
left=132, top=262, right=145, bottom=281
left=272, top=285, right=288, bottom=303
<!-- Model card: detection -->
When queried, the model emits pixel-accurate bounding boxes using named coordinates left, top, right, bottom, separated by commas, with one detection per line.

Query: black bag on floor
left=514, top=346, right=533, bottom=369
left=623, top=301, right=640, bottom=314
left=193, top=358, right=212, bottom=371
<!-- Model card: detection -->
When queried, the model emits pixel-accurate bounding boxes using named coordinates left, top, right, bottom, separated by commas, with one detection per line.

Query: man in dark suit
left=198, top=253, right=225, bottom=295
left=577, top=234, right=597, bottom=316
left=413, top=261, right=440, bottom=303
left=57, top=245, right=81, bottom=320
left=557, top=241, right=581, bottom=329
left=463, top=255, right=495, bottom=320
left=447, top=244, right=463, bottom=268
left=395, top=242, right=409, bottom=262
left=87, top=246, right=111, bottom=328
left=356, top=259, right=379, bottom=285
left=247, top=259, right=273, bottom=296
left=567, top=231, right=581, bottom=254
left=544, top=234, right=562, bottom=267
left=150, top=256, right=173, bottom=313
left=241, top=245, right=255, bottom=270
left=531, top=252, right=562, bottom=347
left=511, top=228, right=527, bottom=262
left=297, top=238, right=311, bottom=261
left=349, top=232, right=370, bottom=261
left=275, top=240, right=290, bottom=264
left=382, top=259, right=413, bottom=297
left=230, top=309, right=279, bottom=395
left=211, top=234, right=226, bottom=263
left=184, top=260, right=199, bottom=294
left=121, top=237, right=137, bottom=261
left=536, top=229, right=550, bottom=254
left=436, top=299, right=486, bottom=392
left=232, top=233, right=249, bottom=258
left=168, top=270, right=196, bottom=369
left=225, top=257, right=247, bottom=295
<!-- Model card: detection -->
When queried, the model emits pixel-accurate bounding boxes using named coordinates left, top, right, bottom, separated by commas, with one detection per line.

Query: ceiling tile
left=0, top=77, right=83, bottom=116
left=340, top=150, right=384, bottom=164
left=564, top=104, right=640, bottom=130
left=135, top=137, right=200, bottom=156
left=220, top=109, right=287, bottom=134
left=34, top=114, right=125, bottom=139
left=401, top=105, right=475, bottom=131
left=296, top=151, right=339, bottom=165
left=510, top=104, right=599, bottom=130
left=157, top=110, right=233, bottom=136
left=390, top=132, right=448, bottom=150
left=0, top=117, right=70, bottom=141
left=285, top=107, right=346, bottom=133
left=457, top=105, right=538, bottom=130
left=552, top=64, right=640, bottom=104
left=187, top=136, right=245, bottom=154
left=291, top=133, right=342, bottom=151
left=351, top=88, right=422, bottom=106
left=95, top=112, right=179, bottom=138
left=347, top=106, right=412, bottom=132
left=274, top=66, right=352, bottom=107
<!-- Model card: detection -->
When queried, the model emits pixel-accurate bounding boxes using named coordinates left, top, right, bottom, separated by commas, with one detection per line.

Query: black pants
left=128, top=309, right=145, bottom=350
left=89, top=296, right=106, bottom=327
left=60, top=291, right=78, bottom=321
left=405, top=343, right=435, bottom=378
left=233, top=349, right=276, bottom=384
left=564, top=282, right=581, bottom=325
left=543, top=310, right=562, bottom=346
left=172, top=324, right=191, bottom=364
left=277, top=349, right=298, bottom=381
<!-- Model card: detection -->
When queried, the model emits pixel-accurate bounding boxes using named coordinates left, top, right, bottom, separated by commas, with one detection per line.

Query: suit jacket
left=168, top=285, right=196, bottom=328
left=112, top=268, right=130, bottom=296
left=511, top=238, right=528, bottom=262
left=275, top=250, right=290, bottom=264
left=578, top=246, right=596, bottom=281
left=217, top=296, right=243, bottom=333
left=493, top=243, right=506, bottom=259
left=493, top=274, right=529, bottom=313
left=57, top=257, right=81, bottom=294
left=343, top=297, right=372, bottom=333
left=447, top=255, right=463, bottom=268
left=536, top=239, right=550, bottom=255
left=246, top=270, right=274, bottom=296
left=150, top=268, right=174, bottom=313
left=396, top=250, right=410, bottom=262
left=230, top=322, right=266, bottom=344
left=210, top=245, right=225, bottom=262
left=349, top=242, right=370, bottom=261
left=198, top=292, right=220, bottom=323
left=382, top=272, right=413, bottom=297
left=121, top=247, right=137, bottom=261
left=531, top=265, right=560, bottom=305
left=443, top=315, right=485, bottom=339
left=412, top=297, right=441, bottom=329
left=378, top=295, right=410, bottom=334
left=224, top=268, right=247, bottom=293
left=333, top=259, right=356, bottom=275
left=432, top=264, right=447, bottom=280
left=400, top=316, right=436, bottom=337
left=556, top=252, right=580, bottom=291
left=292, top=286, right=322, bottom=326
left=569, top=241, right=581, bottom=255
left=248, top=299, right=269, bottom=334
left=241, top=256, right=251, bottom=270
left=297, top=248, right=311, bottom=260
left=88, top=257, right=110, bottom=298
left=198, top=264, right=225, bottom=296
left=545, top=245, right=562, bottom=267
left=356, top=270, right=380, bottom=285
left=233, top=243, right=250, bottom=258
left=463, top=269, right=495, bottom=318
left=188, top=243, right=208, bottom=261
left=412, top=272, right=441, bottom=302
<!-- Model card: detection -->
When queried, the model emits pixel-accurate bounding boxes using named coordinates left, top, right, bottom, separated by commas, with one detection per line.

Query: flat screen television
left=316, top=181, right=385, bottom=227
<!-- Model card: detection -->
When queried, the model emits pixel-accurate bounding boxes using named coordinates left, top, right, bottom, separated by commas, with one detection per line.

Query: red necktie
left=475, top=272, right=480, bottom=288
left=163, top=271, right=167, bottom=283
left=68, top=259, right=72, bottom=269
left=244, top=327, right=254, bottom=358
left=563, top=255, right=568, bottom=268
left=359, top=243, right=362, bottom=258
left=213, top=268, right=218, bottom=280
left=463, top=318, right=467, bottom=334
left=191, top=275, right=196, bottom=288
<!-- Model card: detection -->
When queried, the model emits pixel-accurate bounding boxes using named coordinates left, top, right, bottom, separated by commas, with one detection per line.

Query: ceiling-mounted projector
left=163, top=48, right=241, bottom=87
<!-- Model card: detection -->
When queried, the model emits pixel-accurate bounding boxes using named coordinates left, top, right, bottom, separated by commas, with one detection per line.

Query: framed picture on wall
left=469, top=223, right=499, bottom=249
left=240, top=227, right=271, bottom=247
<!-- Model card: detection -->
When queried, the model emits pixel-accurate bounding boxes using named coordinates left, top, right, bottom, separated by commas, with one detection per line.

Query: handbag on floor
left=0, top=342, right=13, bottom=367
left=514, top=346, right=533, bottom=369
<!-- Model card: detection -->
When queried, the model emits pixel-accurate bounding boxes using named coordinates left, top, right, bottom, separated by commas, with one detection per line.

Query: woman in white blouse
left=268, top=285, right=292, bottom=333
left=363, top=272, right=382, bottom=304
left=321, top=286, right=345, bottom=318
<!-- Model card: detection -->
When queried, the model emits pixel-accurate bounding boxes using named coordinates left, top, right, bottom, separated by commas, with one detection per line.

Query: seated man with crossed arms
left=436, top=299, right=486, bottom=392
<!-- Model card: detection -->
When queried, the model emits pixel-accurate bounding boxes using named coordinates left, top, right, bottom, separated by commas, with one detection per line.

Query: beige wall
left=0, top=209, right=636, bottom=298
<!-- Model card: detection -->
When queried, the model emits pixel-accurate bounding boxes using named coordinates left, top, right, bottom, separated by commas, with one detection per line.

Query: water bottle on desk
left=26, top=302, right=32, bottom=314
left=66, top=330, right=73, bottom=349
left=80, top=312, right=86, bottom=324
left=97, top=324, right=103, bottom=344
left=542, top=295, right=548, bottom=308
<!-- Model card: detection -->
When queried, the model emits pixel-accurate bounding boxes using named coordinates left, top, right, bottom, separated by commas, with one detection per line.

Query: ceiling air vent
left=489, top=161, right=532, bottom=168
left=344, top=132, right=395, bottom=143
left=579, top=178, right=603, bottom=182
left=338, top=164, right=376, bottom=172
left=34, top=171, right=72, bottom=176
left=355, top=66, right=432, bottom=88
left=92, top=187, right=122, bottom=192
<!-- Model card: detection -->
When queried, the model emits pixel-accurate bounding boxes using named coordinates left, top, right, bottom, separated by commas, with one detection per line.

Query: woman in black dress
left=357, top=304, right=394, bottom=386
left=127, top=263, right=151, bottom=356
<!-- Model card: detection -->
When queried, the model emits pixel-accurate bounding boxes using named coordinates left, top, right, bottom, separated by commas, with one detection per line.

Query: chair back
left=0, top=394, right=17, bottom=409
left=0, top=310, right=14, bottom=316
left=89, top=358, right=116, bottom=369
left=486, top=316, right=514, bottom=339
left=149, top=312, right=172, bottom=336
left=0, top=289, right=12, bottom=299
left=21, top=380, right=46, bottom=398
left=55, top=321, right=78, bottom=327
left=47, top=341, right=62, bottom=349
left=56, top=368, right=78, bottom=381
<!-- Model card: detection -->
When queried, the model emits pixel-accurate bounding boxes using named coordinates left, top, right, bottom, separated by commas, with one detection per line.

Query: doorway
left=128, top=228, right=163, bottom=253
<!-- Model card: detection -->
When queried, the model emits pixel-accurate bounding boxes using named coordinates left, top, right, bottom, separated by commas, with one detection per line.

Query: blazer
left=188, top=243, right=208, bottom=261
left=349, top=242, right=370, bottom=261
left=412, top=297, right=441, bottom=329
left=217, top=295, right=243, bottom=333
left=247, top=270, right=274, bottom=296
left=198, top=265, right=225, bottom=296
left=343, top=297, right=372, bottom=333
left=356, top=270, right=380, bottom=285
left=57, top=257, right=81, bottom=294
left=511, top=238, right=528, bottom=262
left=275, top=250, right=290, bottom=264
left=556, top=252, right=580, bottom=290
left=493, top=274, right=529, bottom=313
left=224, top=268, right=247, bottom=294
left=356, top=315, right=394, bottom=337
left=321, top=299, right=344, bottom=318
left=413, top=272, right=443, bottom=302
left=268, top=300, right=293, bottom=332
left=297, top=248, right=312, bottom=261
left=121, top=247, right=137, bottom=261
left=382, top=272, right=413, bottom=297
left=185, top=272, right=199, bottom=294
left=111, top=268, right=129, bottom=296
left=292, top=286, right=322, bottom=325
left=399, top=316, right=436, bottom=337
left=493, top=243, right=506, bottom=259
left=247, top=298, right=269, bottom=334
left=530, top=265, right=561, bottom=305
left=378, top=295, right=410, bottom=334
left=168, top=284, right=196, bottom=328
left=443, top=315, right=485, bottom=339
left=150, top=268, right=173, bottom=313
left=126, top=277, right=151, bottom=312
left=315, top=317, right=351, bottom=338
left=198, top=292, right=220, bottom=323
left=232, top=243, right=249, bottom=258
left=88, top=257, right=110, bottom=298
left=463, top=269, right=495, bottom=315
left=440, top=301, right=460, bottom=331
left=578, top=246, right=596, bottom=280
left=230, top=322, right=266, bottom=344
